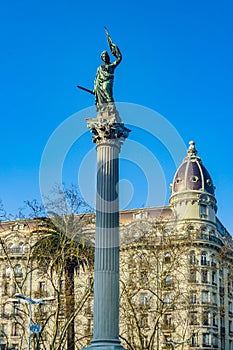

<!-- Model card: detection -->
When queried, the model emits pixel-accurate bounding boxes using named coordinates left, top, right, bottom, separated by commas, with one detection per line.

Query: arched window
left=213, top=334, right=218, bottom=347
left=202, top=311, right=210, bottom=325
left=200, top=204, right=207, bottom=218
left=8, top=243, right=15, bottom=252
left=189, top=269, right=197, bottom=282
left=18, top=242, right=24, bottom=253
left=201, top=270, right=208, bottom=284
left=12, top=322, right=21, bottom=336
left=190, top=292, right=197, bottom=304
left=211, top=253, right=217, bottom=267
left=202, top=333, right=210, bottom=346
left=190, top=312, right=198, bottom=325
left=191, top=335, right=198, bottom=347
left=5, top=266, right=11, bottom=277
left=140, top=253, right=147, bottom=260
left=140, top=314, right=149, bottom=328
left=164, top=275, right=172, bottom=287
left=201, top=290, right=209, bottom=304
left=14, top=264, right=22, bottom=276
left=213, top=313, right=218, bottom=327
left=164, top=292, right=172, bottom=304
left=201, top=252, right=208, bottom=266
left=140, top=293, right=149, bottom=306
left=140, top=271, right=148, bottom=283
left=164, top=252, right=171, bottom=264
left=189, top=250, right=196, bottom=264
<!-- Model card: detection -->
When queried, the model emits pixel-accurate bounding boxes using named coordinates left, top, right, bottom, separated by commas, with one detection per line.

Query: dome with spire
left=172, top=141, right=215, bottom=196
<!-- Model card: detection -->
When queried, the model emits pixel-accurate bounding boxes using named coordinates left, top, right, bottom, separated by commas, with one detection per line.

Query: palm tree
left=31, top=212, right=94, bottom=350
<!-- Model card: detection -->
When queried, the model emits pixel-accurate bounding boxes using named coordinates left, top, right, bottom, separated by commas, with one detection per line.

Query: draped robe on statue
left=94, top=45, right=122, bottom=111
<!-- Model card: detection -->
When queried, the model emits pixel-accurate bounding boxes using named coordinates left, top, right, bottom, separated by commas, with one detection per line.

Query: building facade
left=0, top=141, right=232, bottom=350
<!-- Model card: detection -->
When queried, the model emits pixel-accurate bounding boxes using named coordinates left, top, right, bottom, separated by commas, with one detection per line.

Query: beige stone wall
left=0, top=211, right=233, bottom=350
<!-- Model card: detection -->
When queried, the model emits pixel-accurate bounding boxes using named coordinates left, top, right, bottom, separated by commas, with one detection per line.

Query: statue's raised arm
left=93, top=28, right=122, bottom=113
left=104, top=27, right=122, bottom=66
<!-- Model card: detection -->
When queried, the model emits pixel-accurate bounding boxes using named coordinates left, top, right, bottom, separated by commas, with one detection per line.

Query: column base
left=83, top=339, right=127, bottom=350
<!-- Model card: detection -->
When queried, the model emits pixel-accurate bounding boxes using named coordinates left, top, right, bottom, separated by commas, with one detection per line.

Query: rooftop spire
left=187, top=140, right=198, bottom=157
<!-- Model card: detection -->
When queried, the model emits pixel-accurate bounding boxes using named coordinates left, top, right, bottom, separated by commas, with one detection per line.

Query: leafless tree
left=119, top=219, right=199, bottom=350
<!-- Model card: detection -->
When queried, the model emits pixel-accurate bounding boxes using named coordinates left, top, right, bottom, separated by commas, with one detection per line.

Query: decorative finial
left=187, top=140, right=198, bottom=157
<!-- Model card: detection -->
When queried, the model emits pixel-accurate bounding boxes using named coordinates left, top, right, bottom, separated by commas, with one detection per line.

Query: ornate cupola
left=170, top=141, right=217, bottom=222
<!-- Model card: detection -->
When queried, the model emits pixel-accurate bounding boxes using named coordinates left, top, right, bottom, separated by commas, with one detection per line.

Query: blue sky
left=1, top=0, right=233, bottom=232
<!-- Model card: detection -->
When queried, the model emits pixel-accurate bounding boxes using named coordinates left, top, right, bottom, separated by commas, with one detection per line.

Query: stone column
left=85, top=111, right=130, bottom=350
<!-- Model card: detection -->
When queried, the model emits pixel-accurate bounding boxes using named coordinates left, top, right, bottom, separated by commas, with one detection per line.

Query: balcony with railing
left=0, top=247, right=28, bottom=256
left=194, top=233, right=224, bottom=247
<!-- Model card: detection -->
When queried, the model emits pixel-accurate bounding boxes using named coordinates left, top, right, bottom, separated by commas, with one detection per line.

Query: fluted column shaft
left=85, top=115, right=130, bottom=350
left=92, top=140, right=121, bottom=346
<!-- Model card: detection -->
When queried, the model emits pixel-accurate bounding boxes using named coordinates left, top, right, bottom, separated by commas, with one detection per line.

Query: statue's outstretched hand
left=110, top=43, right=120, bottom=58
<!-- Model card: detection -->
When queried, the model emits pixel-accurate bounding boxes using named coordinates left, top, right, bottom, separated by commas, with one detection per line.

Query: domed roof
left=172, top=141, right=215, bottom=196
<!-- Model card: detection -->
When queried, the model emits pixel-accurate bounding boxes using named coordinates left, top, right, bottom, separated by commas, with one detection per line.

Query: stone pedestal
left=85, top=111, right=130, bottom=350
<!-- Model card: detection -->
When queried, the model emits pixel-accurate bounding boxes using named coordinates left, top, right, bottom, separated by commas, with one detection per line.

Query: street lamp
left=7, top=293, right=55, bottom=350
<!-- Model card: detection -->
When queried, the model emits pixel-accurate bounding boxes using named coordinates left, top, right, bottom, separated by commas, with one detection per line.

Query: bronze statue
left=93, top=28, right=122, bottom=111
left=78, top=28, right=122, bottom=113
left=85, top=28, right=130, bottom=141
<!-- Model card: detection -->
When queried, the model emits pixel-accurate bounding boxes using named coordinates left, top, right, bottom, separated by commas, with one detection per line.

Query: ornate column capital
left=86, top=111, right=131, bottom=145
